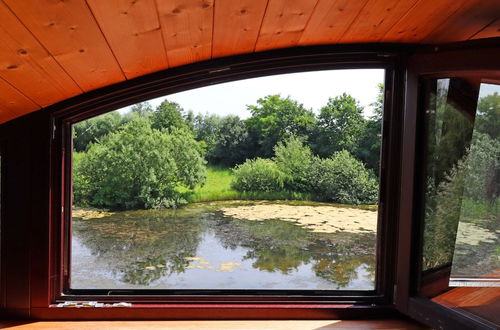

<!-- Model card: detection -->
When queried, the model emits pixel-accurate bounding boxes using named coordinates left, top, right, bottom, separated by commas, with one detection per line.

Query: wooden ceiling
left=0, top=0, right=499, bottom=124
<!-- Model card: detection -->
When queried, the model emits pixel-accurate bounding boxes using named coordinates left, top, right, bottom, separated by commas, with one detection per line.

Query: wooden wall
left=0, top=0, right=499, bottom=123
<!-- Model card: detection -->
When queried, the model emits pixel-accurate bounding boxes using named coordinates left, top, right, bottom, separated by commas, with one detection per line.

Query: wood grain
left=0, top=319, right=428, bottom=329
left=0, top=77, right=39, bottom=123
left=0, top=0, right=498, bottom=124
left=470, top=17, right=500, bottom=40
left=299, top=0, right=369, bottom=46
left=423, top=0, right=500, bottom=43
left=381, top=0, right=470, bottom=42
left=0, top=0, right=81, bottom=107
left=87, top=0, right=168, bottom=79
left=255, top=0, right=318, bottom=51
left=3, top=0, right=125, bottom=91
left=433, top=286, right=500, bottom=325
left=338, top=0, right=419, bottom=43
left=212, top=0, right=268, bottom=58
left=156, top=0, right=213, bottom=68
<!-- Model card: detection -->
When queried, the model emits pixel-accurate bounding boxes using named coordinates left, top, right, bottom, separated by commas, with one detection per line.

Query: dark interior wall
left=0, top=110, right=52, bottom=318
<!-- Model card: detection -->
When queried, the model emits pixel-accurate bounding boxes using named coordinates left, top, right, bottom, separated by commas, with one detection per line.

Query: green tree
left=193, top=113, right=222, bottom=162
left=245, top=95, right=316, bottom=158
left=213, top=115, right=250, bottom=166
left=121, top=102, right=154, bottom=124
left=151, top=100, right=188, bottom=131
left=232, top=158, right=286, bottom=192
left=307, top=150, right=378, bottom=205
left=314, top=93, right=365, bottom=157
left=273, top=135, right=313, bottom=191
left=354, top=84, right=383, bottom=172
left=476, top=91, right=499, bottom=140
left=73, top=111, right=123, bottom=152
left=74, top=119, right=206, bottom=210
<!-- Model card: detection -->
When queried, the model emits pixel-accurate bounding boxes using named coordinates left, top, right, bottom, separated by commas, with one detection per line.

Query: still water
left=71, top=201, right=376, bottom=290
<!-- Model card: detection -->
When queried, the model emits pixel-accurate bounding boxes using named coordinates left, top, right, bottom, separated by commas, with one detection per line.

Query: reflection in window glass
left=421, top=80, right=499, bottom=285
left=70, top=69, right=385, bottom=291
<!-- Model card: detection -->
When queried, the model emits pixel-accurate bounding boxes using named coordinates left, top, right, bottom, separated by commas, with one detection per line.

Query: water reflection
left=71, top=202, right=376, bottom=290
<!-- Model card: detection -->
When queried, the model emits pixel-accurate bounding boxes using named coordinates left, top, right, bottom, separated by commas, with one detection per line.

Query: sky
left=117, top=69, right=385, bottom=119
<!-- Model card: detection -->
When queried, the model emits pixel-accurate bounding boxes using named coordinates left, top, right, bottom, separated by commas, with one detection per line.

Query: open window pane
left=70, top=69, right=385, bottom=291
left=420, top=78, right=499, bottom=324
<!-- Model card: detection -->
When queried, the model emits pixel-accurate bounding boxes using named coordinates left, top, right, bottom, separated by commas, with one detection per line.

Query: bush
left=74, top=119, right=206, bottom=210
left=231, top=158, right=286, bottom=192
left=273, top=136, right=312, bottom=191
left=307, top=150, right=378, bottom=205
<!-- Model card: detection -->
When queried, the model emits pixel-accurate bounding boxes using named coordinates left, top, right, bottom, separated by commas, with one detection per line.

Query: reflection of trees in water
left=73, top=206, right=376, bottom=288
left=210, top=212, right=376, bottom=288
left=73, top=209, right=203, bottom=285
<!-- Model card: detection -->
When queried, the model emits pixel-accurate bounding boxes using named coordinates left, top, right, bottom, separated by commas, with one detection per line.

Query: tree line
left=74, top=86, right=385, bottom=209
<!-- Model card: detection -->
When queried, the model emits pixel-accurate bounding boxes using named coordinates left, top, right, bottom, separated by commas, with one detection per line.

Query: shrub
left=74, top=119, right=206, bottom=210
left=273, top=135, right=312, bottom=191
left=307, top=150, right=378, bottom=205
left=231, top=158, right=286, bottom=192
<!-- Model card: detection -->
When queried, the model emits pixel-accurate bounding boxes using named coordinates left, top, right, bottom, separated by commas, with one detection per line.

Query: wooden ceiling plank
left=3, top=0, right=126, bottom=92
left=423, top=0, right=500, bottom=43
left=156, top=0, right=213, bottom=68
left=213, top=0, right=268, bottom=58
left=255, top=0, right=318, bottom=52
left=338, top=0, right=419, bottom=43
left=298, top=0, right=369, bottom=46
left=471, top=18, right=500, bottom=40
left=87, top=0, right=169, bottom=79
left=0, top=77, right=40, bottom=124
left=0, top=0, right=82, bottom=107
left=381, top=0, right=470, bottom=43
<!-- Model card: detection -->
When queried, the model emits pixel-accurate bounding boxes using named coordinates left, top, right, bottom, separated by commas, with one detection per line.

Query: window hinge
left=52, top=123, right=56, bottom=140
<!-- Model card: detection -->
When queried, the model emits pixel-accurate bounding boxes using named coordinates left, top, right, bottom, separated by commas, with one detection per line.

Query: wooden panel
left=381, top=0, right=470, bottom=42
left=212, top=0, right=268, bottom=58
left=0, top=319, right=428, bottom=329
left=0, top=1, right=81, bottom=107
left=433, top=286, right=500, bottom=325
left=471, top=18, right=500, bottom=40
left=3, top=0, right=125, bottom=92
left=87, top=0, right=168, bottom=79
left=156, top=0, right=213, bottom=68
left=0, top=78, right=39, bottom=124
left=424, top=0, right=500, bottom=43
left=338, top=0, right=419, bottom=43
left=255, top=0, right=318, bottom=51
left=298, top=0, right=369, bottom=46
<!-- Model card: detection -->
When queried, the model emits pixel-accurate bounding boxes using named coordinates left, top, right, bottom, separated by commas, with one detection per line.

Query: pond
left=71, top=201, right=378, bottom=291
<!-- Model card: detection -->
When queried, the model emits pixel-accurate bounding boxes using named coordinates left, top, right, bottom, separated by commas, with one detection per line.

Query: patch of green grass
left=186, top=166, right=238, bottom=202
left=180, top=165, right=378, bottom=210
left=182, top=166, right=317, bottom=203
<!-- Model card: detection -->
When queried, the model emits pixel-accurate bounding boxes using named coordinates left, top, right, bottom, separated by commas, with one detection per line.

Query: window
left=65, top=68, right=392, bottom=298
left=418, top=78, right=499, bottom=325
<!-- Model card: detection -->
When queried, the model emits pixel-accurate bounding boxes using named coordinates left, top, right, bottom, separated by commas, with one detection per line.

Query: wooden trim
left=407, top=297, right=498, bottom=330
left=0, top=318, right=426, bottom=328
left=393, top=58, right=418, bottom=314
left=37, top=46, right=405, bottom=316
left=28, top=304, right=397, bottom=321
left=393, top=43, right=500, bottom=328
left=0, top=140, right=5, bottom=309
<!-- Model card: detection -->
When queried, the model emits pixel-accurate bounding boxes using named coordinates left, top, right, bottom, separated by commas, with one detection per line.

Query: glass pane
left=70, top=69, right=385, bottom=291
left=420, top=78, right=499, bottom=324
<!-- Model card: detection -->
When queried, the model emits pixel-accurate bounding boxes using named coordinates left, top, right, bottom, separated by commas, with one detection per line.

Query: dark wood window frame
left=0, top=40, right=497, bottom=323
left=21, top=45, right=409, bottom=320
left=394, top=43, right=500, bottom=329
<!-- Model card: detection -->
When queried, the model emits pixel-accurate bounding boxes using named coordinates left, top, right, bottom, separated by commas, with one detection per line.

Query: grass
left=182, top=166, right=317, bottom=203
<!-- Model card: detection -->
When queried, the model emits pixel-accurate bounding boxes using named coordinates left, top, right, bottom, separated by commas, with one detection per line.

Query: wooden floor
left=0, top=319, right=428, bottom=329
left=433, top=286, right=500, bottom=325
